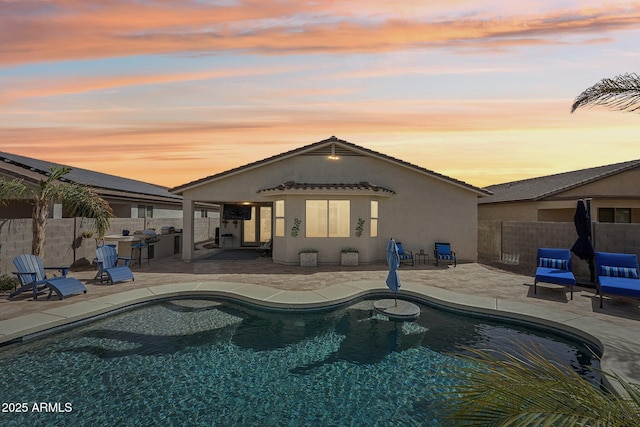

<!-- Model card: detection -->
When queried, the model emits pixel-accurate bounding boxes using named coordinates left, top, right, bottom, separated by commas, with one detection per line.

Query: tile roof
left=258, top=181, right=395, bottom=194
left=171, top=136, right=491, bottom=196
left=479, top=159, right=640, bottom=204
left=0, top=151, right=181, bottom=201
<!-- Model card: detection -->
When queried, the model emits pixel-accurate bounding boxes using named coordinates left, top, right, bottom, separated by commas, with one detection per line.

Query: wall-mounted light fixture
left=328, top=143, right=340, bottom=160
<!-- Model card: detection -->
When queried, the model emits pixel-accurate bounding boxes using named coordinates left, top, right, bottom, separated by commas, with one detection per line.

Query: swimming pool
left=0, top=298, right=599, bottom=426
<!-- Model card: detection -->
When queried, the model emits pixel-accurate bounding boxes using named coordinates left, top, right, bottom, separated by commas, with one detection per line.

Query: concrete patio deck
left=1, top=247, right=639, bottom=389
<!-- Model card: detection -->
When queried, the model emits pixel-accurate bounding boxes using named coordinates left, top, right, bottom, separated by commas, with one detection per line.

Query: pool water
left=0, top=299, right=599, bottom=426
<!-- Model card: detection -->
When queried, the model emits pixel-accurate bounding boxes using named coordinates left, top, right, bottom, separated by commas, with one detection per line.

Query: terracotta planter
left=341, top=252, right=358, bottom=267
left=299, top=252, right=318, bottom=267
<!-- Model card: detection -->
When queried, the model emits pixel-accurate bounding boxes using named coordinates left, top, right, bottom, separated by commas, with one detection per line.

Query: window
left=275, top=200, right=285, bottom=237
left=305, top=200, right=350, bottom=238
left=243, top=207, right=257, bottom=243
left=259, top=207, right=272, bottom=242
left=329, top=200, right=350, bottom=237
left=137, top=204, right=153, bottom=218
left=370, top=200, right=378, bottom=237
left=599, top=208, right=631, bottom=223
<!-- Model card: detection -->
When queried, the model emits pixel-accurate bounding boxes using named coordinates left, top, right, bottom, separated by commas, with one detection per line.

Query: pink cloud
left=2, top=1, right=639, bottom=65
left=0, top=65, right=314, bottom=104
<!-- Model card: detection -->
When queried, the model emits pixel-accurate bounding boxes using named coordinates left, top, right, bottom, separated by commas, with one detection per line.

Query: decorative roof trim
left=258, top=181, right=395, bottom=195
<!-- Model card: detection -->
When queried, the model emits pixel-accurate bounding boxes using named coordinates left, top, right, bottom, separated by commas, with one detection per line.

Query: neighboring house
left=479, top=159, right=640, bottom=223
left=0, top=151, right=215, bottom=219
left=0, top=152, right=219, bottom=274
left=171, top=136, right=491, bottom=265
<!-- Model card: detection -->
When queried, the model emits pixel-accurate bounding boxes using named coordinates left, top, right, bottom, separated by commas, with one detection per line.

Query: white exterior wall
left=180, top=147, right=480, bottom=265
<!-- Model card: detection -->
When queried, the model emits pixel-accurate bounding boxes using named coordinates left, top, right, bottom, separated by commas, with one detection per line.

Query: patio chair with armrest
left=11, top=254, right=87, bottom=300
left=534, top=248, right=576, bottom=300
left=395, top=242, right=414, bottom=266
left=260, top=239, right=272, bottom=257
left=595, top=251, right=640, bottom=308
left=95, top=245, right=134, bottom=285
left=434, top=242, right=457, bottom=267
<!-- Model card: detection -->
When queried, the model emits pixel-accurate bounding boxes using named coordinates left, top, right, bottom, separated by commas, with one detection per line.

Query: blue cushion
left=538, top=257, right=568, bottom=270
left=535, top=267, right=576, bottom=286
left=601, top=265, right=639, bottom=279
left=599, top=276, right=640, bottom=299
left=436, top=244, right=451, bottom=255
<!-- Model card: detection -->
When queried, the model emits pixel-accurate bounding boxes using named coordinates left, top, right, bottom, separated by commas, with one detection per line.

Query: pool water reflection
left=0, top=298, right=600, bottom=426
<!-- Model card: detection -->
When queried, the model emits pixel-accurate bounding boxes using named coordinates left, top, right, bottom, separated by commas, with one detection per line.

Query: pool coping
left=1, top=279, right=638, bottom=392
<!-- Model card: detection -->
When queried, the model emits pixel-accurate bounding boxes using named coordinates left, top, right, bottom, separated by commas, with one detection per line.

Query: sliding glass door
left=241, top=205, right=272, bottom=246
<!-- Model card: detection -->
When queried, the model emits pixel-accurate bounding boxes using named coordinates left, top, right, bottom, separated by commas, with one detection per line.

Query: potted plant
left=299, top=249, right=318, bottom=267
left=341, top=248, right=359, bottom=266
left=81, top=231, right=94, bottom=239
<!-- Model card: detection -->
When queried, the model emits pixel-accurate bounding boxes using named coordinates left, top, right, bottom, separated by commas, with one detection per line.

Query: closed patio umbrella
left=386, top=238, right=401, bottom=305
left=571, top=199, right=595, bottom=282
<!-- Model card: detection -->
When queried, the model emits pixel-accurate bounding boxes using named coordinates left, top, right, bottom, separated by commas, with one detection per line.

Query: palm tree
left=441, top=345, right=640, bottom=426
left=571, top=73, right=640, bottom=113
left=0, top=166, right=113, bottom=258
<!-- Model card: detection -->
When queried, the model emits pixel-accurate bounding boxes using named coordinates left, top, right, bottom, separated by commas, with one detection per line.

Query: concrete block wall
left=0, top=217, right=219, bottom=275
left=479, top=220, right=640, bottom=281
left=0, top=219, right=31, bottom=277
left=594, top=223, right=640, bottom=255
left=477, top=220, right=501, bottom=262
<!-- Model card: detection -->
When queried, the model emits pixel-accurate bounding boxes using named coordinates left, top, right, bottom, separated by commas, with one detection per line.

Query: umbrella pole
left=394, top=291, right=397, bottom=307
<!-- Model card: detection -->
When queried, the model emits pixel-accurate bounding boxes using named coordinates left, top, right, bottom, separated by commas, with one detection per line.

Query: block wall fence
left=478, top=220, right=640, bottom=282
left=0, top=217, right=218, bottom=275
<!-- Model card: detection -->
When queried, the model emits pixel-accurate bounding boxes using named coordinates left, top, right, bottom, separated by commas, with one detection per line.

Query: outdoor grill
left=134, top=229, right=159, bottom=244
left=160, top=226, right=176, bottom=235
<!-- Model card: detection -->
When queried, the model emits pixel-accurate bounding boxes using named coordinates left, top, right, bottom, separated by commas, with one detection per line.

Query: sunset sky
left=2, top=0, right=639, bottom=189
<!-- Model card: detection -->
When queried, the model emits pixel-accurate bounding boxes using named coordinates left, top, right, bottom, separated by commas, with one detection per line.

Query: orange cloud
left=2, top=1, right=639, bottom=65
left=2, top=97, right=638, bottom=187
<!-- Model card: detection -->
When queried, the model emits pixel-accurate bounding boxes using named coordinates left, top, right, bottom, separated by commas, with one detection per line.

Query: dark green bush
left=0, top=274, right=19, bottom=292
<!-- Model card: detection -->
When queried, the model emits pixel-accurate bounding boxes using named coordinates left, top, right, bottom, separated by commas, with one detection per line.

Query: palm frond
left=440, top=344, right=640, bottom=426
left=0, top=178, right=31, bottom=203
left=1, top=165, right=113, bottom=256
left=59, top=184, right=114, bottom=237
left=39, top=166, right=72, bottom=199
left=571, top=73, right=640, bottom=113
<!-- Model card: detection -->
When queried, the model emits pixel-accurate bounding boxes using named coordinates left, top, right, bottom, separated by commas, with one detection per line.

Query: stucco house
left=171, top=137, right=491, bottom=265
left=478, top=159, right=640, bottom=223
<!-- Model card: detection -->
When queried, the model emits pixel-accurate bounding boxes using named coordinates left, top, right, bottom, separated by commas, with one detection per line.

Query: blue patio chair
left=95, top=245, right=134, bottom=285
left=11, top=255, right=87, bottom=300
left=260, top=239, right=272, bottom=257
left=434, top=242, right=456, bottom=267
left=396, top=242, right=414, bottom=266
left=595, top=251, right=640, bottom=308
left=534, top=248, right=576, bottom=300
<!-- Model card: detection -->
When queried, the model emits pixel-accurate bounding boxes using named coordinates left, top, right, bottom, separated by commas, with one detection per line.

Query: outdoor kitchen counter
left=154, top=232, right=182, bottom=259
left=103, top=233, right=182, bottom=261
left=102, top=235, right=144, bottom=259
